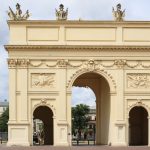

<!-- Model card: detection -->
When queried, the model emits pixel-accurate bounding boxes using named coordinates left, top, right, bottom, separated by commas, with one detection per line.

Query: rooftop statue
left=56, top=4, right=68, bottom=20
left=112, top=3, right=125, bottom=21
left=7, top=3, right=30, bottom=20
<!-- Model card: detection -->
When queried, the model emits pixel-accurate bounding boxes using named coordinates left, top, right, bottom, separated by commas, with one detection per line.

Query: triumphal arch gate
left=5, top=4, right=150, bottom=146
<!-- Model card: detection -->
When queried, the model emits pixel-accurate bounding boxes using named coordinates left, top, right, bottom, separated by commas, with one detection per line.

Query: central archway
left=72, top=72, right=110, bottom=145
left=33, top=106, right=53, bottom=145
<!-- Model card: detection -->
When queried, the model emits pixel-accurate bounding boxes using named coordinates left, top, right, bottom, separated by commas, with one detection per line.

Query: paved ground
left=0, top=145, right=150, bottom=150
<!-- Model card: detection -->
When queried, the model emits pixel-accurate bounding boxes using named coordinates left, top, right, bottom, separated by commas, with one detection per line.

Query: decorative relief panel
left=31, top=73, right=55, bottom=88
left=127, top=73, right=150, bottom=88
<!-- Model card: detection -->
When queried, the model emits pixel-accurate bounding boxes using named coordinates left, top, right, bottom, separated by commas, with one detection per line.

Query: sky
left=0, top=0, right=150, bottom=105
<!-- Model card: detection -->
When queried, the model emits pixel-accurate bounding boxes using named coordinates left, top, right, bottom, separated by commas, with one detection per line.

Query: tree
left=72, top=104, right=90, bottom=136
left=0, top=107, right=9, bottom=132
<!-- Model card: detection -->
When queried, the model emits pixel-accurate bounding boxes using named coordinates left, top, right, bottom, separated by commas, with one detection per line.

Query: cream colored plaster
left=6, top=20, right=150, bottom=146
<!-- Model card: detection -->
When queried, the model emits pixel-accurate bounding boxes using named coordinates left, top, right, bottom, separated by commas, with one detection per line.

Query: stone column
left=58, top=66, right=67, bottom=121
left=114, top=60, right=126, bottom=121
left=67, top=91, right=72, bottom=146
left=108, top=92, right=116, bottom=145
left=17, top=59, right=29, bottom=122
left=8, top=59, right=17, bottom=122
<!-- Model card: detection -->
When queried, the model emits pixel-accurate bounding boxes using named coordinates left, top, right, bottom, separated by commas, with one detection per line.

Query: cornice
left=5, top=45, right=150, bottom=51
left=7, top=20, right=150, bottom=26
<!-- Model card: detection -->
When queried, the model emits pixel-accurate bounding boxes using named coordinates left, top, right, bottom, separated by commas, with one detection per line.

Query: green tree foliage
left=0, top=107, right=9, bottom=132
left=72, top=104, right=90, bottom=135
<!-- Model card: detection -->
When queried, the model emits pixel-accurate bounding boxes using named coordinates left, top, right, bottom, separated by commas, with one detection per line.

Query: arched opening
left=72, top=72, right=110, bottom=145
left=129, top=106, right=148, bottom=146
left=33, top=106, right=53, bottom=145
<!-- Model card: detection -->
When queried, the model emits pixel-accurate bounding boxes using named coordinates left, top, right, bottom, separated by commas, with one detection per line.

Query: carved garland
left=8, top=58, right=150, bottom=69
left=8, top=59, right=29, bottom=68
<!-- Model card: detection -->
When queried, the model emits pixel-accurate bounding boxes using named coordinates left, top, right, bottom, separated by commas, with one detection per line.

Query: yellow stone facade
left=5, top=20, right=150, bottom=146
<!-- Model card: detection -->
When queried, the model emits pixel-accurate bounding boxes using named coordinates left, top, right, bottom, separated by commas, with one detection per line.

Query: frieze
left=8, top=59, right=150, bottom=69
left=31, top=73, right=55, bottom=88
left=127, top=73, right=150, bottom=88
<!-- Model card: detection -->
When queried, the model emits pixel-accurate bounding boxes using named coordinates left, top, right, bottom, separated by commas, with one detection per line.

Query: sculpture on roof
left=7, top=3, right=30, bottom=20
left=55, top=4, right=68, bottom=20
left=112, top=3, right=125, bottom=21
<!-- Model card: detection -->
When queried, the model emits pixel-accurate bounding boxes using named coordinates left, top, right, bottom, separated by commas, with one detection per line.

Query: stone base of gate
left=7, top=122, right=30, bottom=146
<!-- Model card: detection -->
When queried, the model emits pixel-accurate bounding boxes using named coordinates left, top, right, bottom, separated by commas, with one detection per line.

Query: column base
left=8, top=123, right=30, bottom=147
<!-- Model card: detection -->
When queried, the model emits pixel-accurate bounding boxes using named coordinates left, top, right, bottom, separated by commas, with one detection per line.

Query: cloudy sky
left=0, top=0, right=150, bottom=105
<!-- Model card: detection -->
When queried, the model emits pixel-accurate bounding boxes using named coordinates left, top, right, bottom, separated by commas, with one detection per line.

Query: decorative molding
left=67, top=65, right=116, bottom=92
left=141, top=61, right=150, bottom=68
left=114, top=59, right=126, bottom=69
left=8, top=58, right=150, bottom=69
left=127, top=73, right=150, bottom=89
left=5, top=45, right=150, bottom=51
left=31, top=73, right=55, bottom=88
left=30, top=61, right=43, bottom=67
left=126, top=61, right=139, bottom=68
left=33, top=99, right=56, bottom=117
left=101, top=60, right=115, bottom=68
left=127, top=99, right=150, bottom=116
left=79, top=59, right=100, bottom=71
left=40, top=98, right=47, bottom=105
left=7, top=59, right=17, bottom=68
left=57, top=59, right=68, bottom=68
left=17, top=59, right=29, bottom=68
left=7, top=59, right=29, bottom=68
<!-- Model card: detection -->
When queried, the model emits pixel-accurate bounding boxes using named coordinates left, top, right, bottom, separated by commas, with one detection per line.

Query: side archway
left=33, top=106, right=54, bottom=145
left=129, top=106, right=148, bottom=146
